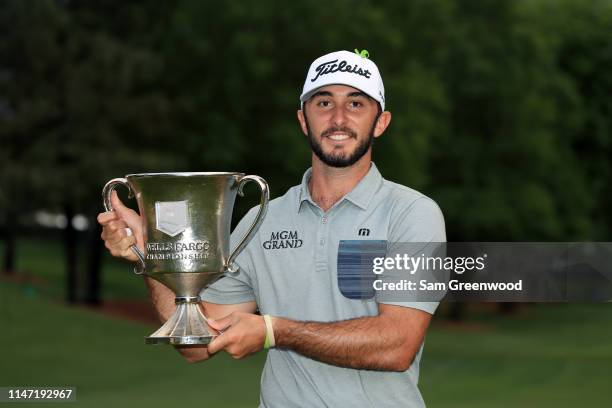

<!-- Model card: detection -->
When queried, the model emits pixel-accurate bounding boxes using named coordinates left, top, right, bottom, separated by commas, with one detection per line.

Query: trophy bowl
left=102, top=172, right=269, bottom=345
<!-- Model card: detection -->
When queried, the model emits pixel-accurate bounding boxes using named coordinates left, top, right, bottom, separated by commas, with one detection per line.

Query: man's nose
left=331, top=106, right=348, bottom=127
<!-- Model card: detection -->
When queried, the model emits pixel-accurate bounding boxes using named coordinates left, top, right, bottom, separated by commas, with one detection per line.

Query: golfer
left=98, top=50, right=446, bottom=407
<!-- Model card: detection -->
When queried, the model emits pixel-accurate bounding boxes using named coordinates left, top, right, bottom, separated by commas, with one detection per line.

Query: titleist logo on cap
left=310, top=59, right=372, bottom=82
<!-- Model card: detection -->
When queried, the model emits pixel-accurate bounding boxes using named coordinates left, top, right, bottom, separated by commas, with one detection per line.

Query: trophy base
left=145, top=335, right=215, bottom=345
left=145, top=296, right=220, bottom=346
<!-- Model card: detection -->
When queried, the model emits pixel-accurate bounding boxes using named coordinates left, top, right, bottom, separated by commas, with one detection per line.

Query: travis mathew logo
left=311, top=59, right=372, bottom=82
left=263, top=230, right=303, bottom=249
left=358, top=228, right=370, bottom=236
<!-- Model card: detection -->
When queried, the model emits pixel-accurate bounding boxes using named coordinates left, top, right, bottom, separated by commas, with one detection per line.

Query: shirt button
left=322, top=217, right=327, bottom=224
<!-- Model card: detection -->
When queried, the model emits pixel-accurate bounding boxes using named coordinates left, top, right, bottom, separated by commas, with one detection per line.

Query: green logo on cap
left=354, top=49, right=369, bottom=59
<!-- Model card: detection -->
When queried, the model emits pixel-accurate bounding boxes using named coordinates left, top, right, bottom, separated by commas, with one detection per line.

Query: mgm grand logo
left=263, top=230, right=303, bottom=250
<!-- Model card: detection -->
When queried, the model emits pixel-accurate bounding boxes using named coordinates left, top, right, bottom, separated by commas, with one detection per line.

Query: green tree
left=1, top=0, right=175, bottom=301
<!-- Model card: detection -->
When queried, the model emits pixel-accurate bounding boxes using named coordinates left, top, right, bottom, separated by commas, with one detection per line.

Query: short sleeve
left=200, top=207, right=259, bottom=305
left=376, top=197, right=446, bottom=314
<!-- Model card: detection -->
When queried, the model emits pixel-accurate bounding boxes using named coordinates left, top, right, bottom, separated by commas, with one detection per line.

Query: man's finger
left=97, top=211, right=118, bottom=224
left=208, top=314, right=234, bottom=332
left=102, top=221, right=129, bottom=244
left=106, top=219, right=128, bottom=233
left=101, top=228, right=123, bottom=243
left=119, top=236, right=138, bottom=258
left=102, top=230, right=123, bottom=245
left=207, top=332, right=230, bottom=354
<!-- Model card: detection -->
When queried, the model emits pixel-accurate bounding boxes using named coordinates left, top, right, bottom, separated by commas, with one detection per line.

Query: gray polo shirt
left=202, top=163, right=446, bottom=408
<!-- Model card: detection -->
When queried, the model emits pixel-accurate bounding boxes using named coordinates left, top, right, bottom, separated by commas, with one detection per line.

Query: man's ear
left=373, top=111, right=392, bottom=138
left=297, top=109, right=308, bottom=136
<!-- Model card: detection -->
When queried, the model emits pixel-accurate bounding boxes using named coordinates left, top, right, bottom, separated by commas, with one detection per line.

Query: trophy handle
left=227, top=175, right=270, bottom=273
left=102, top=178, right=146, bottom=275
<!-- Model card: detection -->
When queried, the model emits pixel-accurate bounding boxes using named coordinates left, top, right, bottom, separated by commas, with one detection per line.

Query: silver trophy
left=102, top=172, right=269, bottom=345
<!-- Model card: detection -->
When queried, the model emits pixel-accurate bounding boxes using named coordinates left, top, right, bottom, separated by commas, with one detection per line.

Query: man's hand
left=207, top=312, right=266, bottom=359
left=97, top=190, right=144, bottom=261
left=175, top=344, right=214, bottom=364
left=177, top=302, right=259, bottom=363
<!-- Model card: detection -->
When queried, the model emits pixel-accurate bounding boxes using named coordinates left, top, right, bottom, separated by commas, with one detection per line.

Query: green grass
left=420, top=304, right=612, bottom=407
left=1, top=282, right=265, bottom=408
left=2, top=238, right=612, bottom=407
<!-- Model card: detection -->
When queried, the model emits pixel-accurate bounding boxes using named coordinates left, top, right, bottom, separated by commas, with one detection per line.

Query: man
left=98, top=50, right=445, bottom=407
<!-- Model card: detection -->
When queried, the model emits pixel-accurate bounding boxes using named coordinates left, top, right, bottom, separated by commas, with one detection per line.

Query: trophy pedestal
left=145, top=296, right=219, bottom=345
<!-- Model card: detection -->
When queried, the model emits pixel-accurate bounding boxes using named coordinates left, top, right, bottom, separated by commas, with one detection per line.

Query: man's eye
left=317, top=100, right=331, bottom=108
left=349, top=101, right=363, bottom=108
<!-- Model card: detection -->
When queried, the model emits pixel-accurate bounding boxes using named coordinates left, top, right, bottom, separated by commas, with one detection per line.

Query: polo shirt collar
left=345, top=162, right=383, bottom=209
left=297, top=168, right=316, bottom=212
left=296, top=162, right=383, bottom=212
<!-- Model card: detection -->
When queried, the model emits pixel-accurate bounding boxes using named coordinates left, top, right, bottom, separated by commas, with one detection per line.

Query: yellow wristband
left=263, top=314, right=275, bottom=349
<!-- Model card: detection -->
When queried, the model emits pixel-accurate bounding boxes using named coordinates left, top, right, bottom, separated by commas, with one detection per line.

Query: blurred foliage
left=1, top=0, right=611, bottom=240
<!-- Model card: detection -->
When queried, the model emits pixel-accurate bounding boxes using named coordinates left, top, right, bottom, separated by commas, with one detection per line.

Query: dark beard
left=305, top=113, right=378, bottom=168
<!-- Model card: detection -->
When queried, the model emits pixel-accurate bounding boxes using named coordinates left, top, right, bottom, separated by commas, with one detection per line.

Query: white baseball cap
left=300, top=50, right=385, bottom=110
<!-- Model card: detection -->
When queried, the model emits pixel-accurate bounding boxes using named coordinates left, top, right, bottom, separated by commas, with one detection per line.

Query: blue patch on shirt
left=337, top=240, right=387, bottom=299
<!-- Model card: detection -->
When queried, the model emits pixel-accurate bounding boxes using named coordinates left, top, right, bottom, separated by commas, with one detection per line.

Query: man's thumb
left=110, top=191, right=138, bottom=224
left=110, top=190, right=127, bottom=211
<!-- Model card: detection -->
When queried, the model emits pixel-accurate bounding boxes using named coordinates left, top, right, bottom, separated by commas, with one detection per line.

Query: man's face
left=298, top=85, right=389, bottom=168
